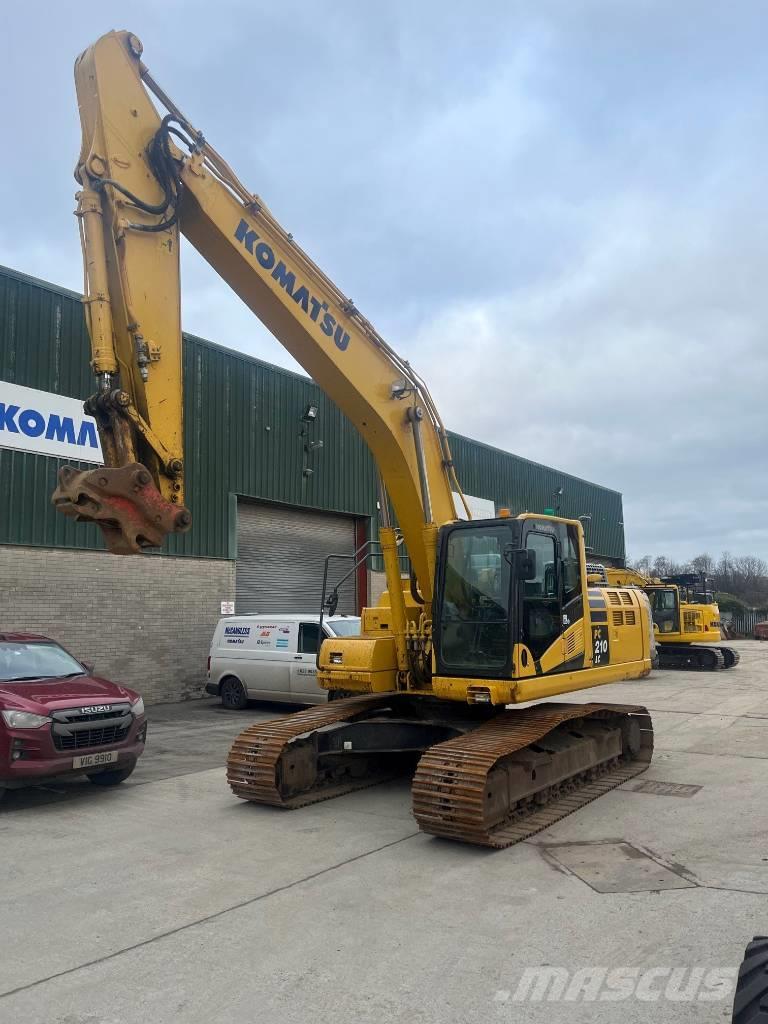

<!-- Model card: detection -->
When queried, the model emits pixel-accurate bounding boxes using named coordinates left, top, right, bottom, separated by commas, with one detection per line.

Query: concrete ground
left=1, top=640, right=767, bottom=1023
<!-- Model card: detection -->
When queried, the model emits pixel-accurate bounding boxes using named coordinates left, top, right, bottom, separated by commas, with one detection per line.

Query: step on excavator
left=588, top=564, right=739, bottom=671
left=54, top=30, right=656, bottom=848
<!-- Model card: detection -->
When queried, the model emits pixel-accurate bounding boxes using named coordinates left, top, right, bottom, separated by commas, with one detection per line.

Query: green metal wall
left=448, top=434, right=625, bottom=562
left=0, top=264, right=625, bottom=562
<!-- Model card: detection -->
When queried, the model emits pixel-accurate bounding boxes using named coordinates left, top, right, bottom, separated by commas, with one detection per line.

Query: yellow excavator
left=588, top=564, right=738, bottom=671
left=54, top=30, right=656, bottom=849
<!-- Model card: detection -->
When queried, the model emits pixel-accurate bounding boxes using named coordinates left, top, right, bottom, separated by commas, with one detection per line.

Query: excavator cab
left=432, top=515, right=586, bottom=675
left=647, top=587, right=680, bottom=634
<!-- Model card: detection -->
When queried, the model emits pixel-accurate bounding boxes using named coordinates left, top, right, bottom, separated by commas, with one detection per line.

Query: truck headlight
left=1, top=710, right=50, bottom=729
left=131, top=696, right=145, bottom=718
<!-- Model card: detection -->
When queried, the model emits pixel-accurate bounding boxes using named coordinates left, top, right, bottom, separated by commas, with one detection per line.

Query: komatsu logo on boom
left=0, top=380, right=104, bottom=464
left=234, top=219, right=351, bottom=352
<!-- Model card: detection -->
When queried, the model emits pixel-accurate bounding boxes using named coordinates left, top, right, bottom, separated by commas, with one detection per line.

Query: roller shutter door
left=236, top=501, right=357, bottom=615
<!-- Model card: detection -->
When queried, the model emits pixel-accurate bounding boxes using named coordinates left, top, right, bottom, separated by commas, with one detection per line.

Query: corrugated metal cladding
left=236, top=501, right=357, bottom=614
left=447, top=434, right=625, bottom=563
left=0, top=264, right=625, bottom=562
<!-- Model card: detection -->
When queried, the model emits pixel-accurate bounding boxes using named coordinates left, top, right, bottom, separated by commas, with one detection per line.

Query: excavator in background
left=53, top=29, right=655, bottom=849
left=588, top=564, right=739, bottom=671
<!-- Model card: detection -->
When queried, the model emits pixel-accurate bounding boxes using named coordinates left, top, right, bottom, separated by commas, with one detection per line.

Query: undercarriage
left=226, top=695, right=653, bottom=848
left=657, top=644, right=741, bottom=671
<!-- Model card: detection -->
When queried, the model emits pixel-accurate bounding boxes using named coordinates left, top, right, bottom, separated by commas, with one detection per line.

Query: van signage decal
left=0, top=379, right=104, bottom=463
left=224, top=625, right=250, bottom=645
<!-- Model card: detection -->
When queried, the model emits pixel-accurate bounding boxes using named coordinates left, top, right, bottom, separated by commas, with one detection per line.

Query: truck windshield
left=0, top=642, right=84, bottom=682
left=327, top=619, right=361, bottom=637
left=650, top=590, right=677, bottom=612
left=438, top=525, right=512, bottom=673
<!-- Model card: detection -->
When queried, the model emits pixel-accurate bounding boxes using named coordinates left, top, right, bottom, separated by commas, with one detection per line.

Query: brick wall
left=368, top=571, right=415, bottom=609
left=0, top=546, right=235, bottom=704
left=368, top=570, right=388, bottom=607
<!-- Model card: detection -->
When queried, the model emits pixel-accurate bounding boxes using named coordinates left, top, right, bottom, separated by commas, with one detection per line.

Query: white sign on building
left=0, top=380, right=104, bottom=464
left=452, top=491, right=496, bottom=521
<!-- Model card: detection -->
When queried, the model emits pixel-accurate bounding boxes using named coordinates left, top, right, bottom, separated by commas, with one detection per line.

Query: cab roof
left=0, top=632, right=53, bottom=643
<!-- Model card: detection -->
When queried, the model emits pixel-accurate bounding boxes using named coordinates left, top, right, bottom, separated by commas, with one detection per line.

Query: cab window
left=562, top=525, right=581, bottom=605
left=524, top=533, right=557, bottom=597
left=521, top=531, right=561, bottom=659
left=439, top=525, right=512, bottom=673
left=298, top=623, right=321, bottom=654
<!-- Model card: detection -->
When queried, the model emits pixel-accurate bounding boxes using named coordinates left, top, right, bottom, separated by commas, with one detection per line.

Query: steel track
left=227, top=696, right=654, bottom=849
left=411, top=703, right=653, bottom=848
left=227, top=694, right=397, bottom=808
left=657, top=643, right=740, bottom=671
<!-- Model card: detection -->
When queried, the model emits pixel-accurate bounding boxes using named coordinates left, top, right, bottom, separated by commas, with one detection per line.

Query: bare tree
left=629, top=549, right=768, bottom=609
left=691, top=553, right=715, bottom=577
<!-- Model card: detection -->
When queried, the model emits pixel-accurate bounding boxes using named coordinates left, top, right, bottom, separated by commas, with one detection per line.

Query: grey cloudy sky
left=2, top=0, right=767, bottom=563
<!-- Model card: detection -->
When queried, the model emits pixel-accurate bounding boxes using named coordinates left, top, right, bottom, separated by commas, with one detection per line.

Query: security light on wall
left=302, top=403, right=318, bottom=422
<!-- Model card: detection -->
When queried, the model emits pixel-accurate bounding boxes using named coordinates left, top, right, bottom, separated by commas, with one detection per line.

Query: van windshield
left=326, top=619, right=361, bottom=637
left=0, top=642, right=84, bottom=682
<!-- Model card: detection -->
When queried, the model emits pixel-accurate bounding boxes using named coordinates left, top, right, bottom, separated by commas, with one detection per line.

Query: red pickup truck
left=0, top=632, right=147, bottom=799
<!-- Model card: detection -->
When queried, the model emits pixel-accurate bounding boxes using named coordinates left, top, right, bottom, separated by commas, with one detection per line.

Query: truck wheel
left=220, top=676, right=248, bottom=710
left=732, top=936, right=768, bottom=1022
left=87, top=763, right=137, bottom=786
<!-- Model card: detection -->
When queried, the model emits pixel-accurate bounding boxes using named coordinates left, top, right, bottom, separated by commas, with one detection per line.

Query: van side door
left=241, top=621, right=296, bottom=699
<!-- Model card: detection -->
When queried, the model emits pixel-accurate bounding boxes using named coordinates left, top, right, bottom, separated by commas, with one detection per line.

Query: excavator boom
left=55, top=29, right=465, bottom=598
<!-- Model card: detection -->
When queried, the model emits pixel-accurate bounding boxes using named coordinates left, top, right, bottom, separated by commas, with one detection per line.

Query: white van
left=205, top=613, right=361, bottom=708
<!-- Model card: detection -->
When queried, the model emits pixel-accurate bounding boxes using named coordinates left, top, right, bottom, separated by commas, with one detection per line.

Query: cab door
left=519, top=526, right=562, bottom=661
left=649, top=588, right=680, bottom=635
left=289, top=621, right=325, bottom=703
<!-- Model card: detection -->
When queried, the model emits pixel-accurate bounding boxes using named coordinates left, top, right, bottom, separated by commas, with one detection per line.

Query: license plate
left=73, top=750, right=118, bottom=770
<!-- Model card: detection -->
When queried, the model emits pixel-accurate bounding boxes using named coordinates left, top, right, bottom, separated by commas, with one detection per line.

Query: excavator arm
left=54, top=29, right=467, bottom=598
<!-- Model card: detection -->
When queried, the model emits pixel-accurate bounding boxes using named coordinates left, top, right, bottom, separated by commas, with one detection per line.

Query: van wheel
left=220, top=677, right=248, bottom=710
left=88, top=763, right=136, bottom=786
